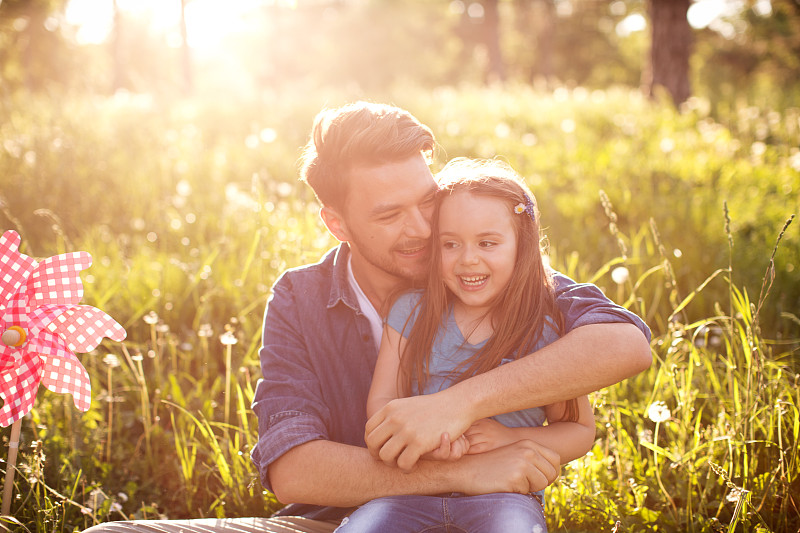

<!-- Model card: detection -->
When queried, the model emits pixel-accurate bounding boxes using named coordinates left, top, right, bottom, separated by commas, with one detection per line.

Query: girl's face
left=438, top=190, right=517, bottom=316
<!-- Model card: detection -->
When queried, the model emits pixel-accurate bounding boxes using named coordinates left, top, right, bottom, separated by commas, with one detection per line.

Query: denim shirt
left=251, top=244, right=650, bottom=521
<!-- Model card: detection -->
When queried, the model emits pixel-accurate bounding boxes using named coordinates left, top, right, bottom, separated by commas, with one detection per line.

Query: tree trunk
left=111, top=0, right=124, bottom=92
left=644, top=0, right=692, bottom=107
left=482, top=0, right=505, bottom=84
left=533, top=0, right=555, bottom=86
left=180, top=0, right=194, bottom=96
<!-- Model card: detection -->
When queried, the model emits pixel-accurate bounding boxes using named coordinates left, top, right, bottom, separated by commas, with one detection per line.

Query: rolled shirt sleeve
left=552, top=270, right=651, bottom=342
left=251, top=274, right=332, bottom=492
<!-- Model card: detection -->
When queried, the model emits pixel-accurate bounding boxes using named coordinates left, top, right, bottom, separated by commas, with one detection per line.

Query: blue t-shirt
left=387, top=290, right=561, bottom=429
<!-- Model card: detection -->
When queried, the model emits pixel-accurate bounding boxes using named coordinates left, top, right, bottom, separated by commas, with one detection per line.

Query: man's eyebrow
left=369, top=186, right=437, bottom=217
left=369, top=201, right=402, bottom=217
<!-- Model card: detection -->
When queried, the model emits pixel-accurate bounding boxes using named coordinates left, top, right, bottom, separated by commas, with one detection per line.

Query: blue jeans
left=334, top=493, right=546, bottom=533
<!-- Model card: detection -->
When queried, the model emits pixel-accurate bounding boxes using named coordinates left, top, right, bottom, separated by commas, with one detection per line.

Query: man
left=84, top=102, right=650, bottom=533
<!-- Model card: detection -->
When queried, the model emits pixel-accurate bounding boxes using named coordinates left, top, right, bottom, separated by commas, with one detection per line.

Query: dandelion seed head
left=219, top=331, right=238, bottom=346
left=143, top=311, right=159, bottom=325
left=611, top=266, right=630, bottom=285
left=197, top=324, right=213, bottom=338
left=103, top=354, right=120, bottom=368
left=647, top=401, right=671, bottom=423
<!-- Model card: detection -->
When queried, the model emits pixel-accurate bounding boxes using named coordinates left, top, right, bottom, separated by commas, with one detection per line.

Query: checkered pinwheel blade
left=0, top=353, right=43, bottom=427
left=0, top=230, right=37, bottom=306
left=0, top=231, right=127, bottom=426
left=45, top=305, right=127, bottom=352
left=28, top=252, right=92, bottom=308
left=35, top=330, right=92, bottom=412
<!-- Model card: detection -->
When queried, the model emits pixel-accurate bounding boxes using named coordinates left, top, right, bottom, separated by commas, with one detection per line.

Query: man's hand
left=365, top=390, right=471, bottom=472
left=464, top=418, right=518, bottom=454
left=456, top=440, right=561, bottom=495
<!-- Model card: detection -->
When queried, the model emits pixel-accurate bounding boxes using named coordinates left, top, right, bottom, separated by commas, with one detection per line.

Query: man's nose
left=404, top=208, right=431, bottom=239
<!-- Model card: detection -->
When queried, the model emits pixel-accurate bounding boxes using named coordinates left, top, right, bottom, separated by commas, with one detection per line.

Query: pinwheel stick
left=1, top=419, right=21, bottom=516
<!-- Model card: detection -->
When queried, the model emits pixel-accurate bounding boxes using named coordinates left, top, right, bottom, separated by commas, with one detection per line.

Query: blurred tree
left=179, top=0, right=193, bottom=95
left=643, top=0, right=692, bottom=106
left=483, top=0, right=505, bottom=83
left=111, top=0, right=124, bottom=92
left=693, top=0, right=800, bottom=109
left=0, top=0, right=74, bottom=93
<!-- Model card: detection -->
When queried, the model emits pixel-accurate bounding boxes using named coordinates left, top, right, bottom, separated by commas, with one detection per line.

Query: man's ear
left=320, top=206, right=351, bottom=243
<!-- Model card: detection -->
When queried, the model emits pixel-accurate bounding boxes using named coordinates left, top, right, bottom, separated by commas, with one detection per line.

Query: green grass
left=0, top=84, right=798, bottom=532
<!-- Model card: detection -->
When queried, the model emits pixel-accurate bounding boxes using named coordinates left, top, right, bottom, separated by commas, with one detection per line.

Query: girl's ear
left=320, top=206, right=351, bottom=243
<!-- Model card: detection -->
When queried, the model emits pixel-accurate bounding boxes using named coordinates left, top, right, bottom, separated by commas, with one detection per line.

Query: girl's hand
left=464, top=418, right=518, bottom=454
left=422, top=432, right=470, bottom=461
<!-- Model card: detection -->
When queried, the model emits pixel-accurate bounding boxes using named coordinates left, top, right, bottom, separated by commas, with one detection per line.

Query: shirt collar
left=327, top=243, right=360, bottom=311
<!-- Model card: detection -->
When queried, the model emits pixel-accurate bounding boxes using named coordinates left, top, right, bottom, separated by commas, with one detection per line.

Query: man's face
left=334, top=154, right=437, bottom=283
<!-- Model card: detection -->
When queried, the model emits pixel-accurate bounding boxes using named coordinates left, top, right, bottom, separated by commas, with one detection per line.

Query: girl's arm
left=367, top=325, right=470, bottom=462
left=464, top=395, right=596, bottom=464
left=366, top=325, right=406, bottom=419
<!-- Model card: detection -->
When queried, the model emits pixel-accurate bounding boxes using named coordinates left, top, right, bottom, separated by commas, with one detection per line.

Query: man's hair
left=299, top=101, right=435, bottom=211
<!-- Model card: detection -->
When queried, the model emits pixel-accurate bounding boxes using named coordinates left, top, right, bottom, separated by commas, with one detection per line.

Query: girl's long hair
left=398, top=158, right=579, bottom=422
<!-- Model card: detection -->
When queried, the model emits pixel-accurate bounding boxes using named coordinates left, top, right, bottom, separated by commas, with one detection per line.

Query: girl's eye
left=479, top=241, right=496, bottom=248
left=442, top=241, right=458, bottom=249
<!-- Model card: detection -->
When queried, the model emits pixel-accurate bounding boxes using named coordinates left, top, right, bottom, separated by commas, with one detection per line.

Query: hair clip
left=514, top=195, right=536, bottom=223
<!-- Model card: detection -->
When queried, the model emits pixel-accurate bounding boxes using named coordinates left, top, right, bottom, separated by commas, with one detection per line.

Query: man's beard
left=349, top=233, right=429, bottom=283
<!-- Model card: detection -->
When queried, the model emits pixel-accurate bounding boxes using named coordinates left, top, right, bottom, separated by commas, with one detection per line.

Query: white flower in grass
left=110, top=502, right=123, bottom=513
left=611, top=266, right=630, bottom=285
left=143, top=311, right=159, bottom=325
left=219, top=331, right=238, bottom=346
left=647, top=401, right=671, bottom=423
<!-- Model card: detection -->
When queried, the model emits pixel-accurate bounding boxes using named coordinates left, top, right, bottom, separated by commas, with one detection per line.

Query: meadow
left=0, top=84, right=798, bottom=532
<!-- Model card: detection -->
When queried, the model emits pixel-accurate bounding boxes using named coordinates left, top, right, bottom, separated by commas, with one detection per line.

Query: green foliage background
left=0, top=83, right=797, bottom=532
left=0, top=0, right=799, bottom=531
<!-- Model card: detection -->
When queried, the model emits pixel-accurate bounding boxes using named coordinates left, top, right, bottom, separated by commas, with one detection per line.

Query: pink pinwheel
left=0, top=230, right=127, bottom=427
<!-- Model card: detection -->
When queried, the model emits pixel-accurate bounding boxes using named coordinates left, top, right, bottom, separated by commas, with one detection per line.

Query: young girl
left=336, top=158, right=596, bottom=533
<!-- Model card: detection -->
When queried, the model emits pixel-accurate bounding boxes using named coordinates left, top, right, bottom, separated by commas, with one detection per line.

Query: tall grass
left=0, top=85, right=797, bottom=531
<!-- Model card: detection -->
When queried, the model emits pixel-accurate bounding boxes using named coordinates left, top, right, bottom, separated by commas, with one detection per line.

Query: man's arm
left=365, top=273, right=652, bottom=471
left=268, top=438, right=560, bottom=507
left=465, top=396, right=596, bottom=464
